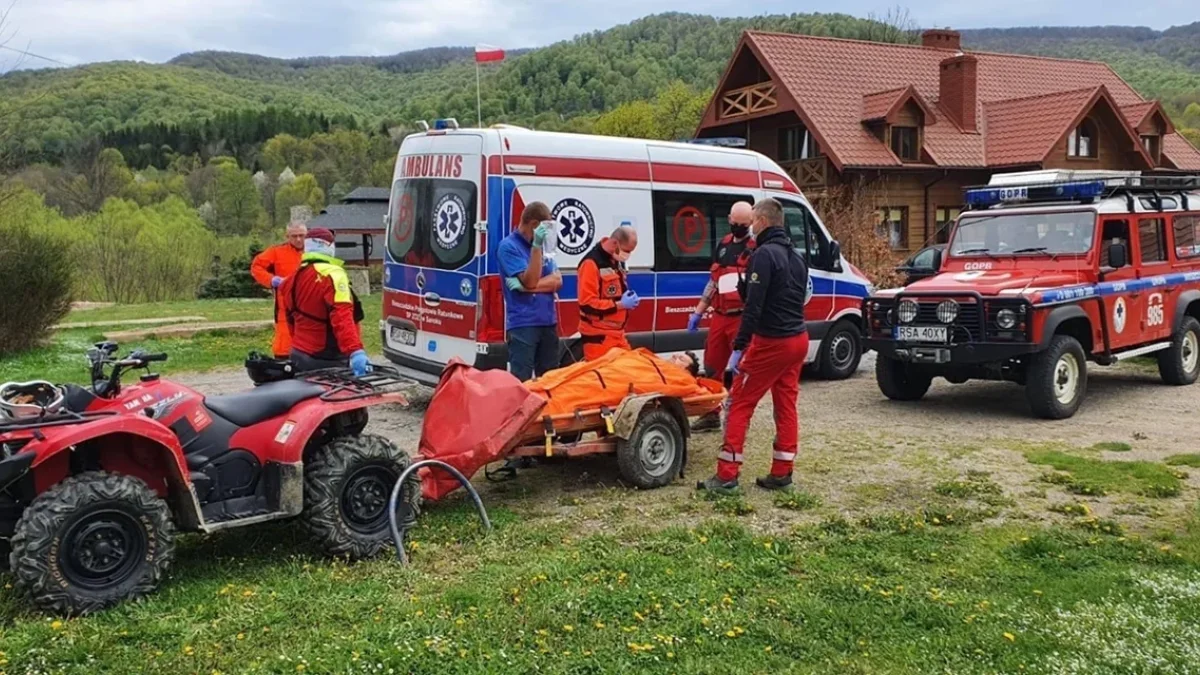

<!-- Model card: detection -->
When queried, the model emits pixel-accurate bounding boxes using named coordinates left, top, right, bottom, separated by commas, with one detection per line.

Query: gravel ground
left=178, top=354, right=1200, bottom=534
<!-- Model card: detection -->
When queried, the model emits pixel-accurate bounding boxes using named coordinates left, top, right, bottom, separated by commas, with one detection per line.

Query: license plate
left=390, top=326, right=417, bottom=347
left=895, top=325, right=948, bottom=342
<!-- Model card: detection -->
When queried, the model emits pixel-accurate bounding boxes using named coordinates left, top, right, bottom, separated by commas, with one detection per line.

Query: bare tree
left=863, top=6, right=920, bottom=45
left=813, top=177, right=904, bottom=288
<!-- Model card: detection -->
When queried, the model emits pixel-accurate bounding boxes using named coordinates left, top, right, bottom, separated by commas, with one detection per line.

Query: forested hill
left=2, top=12, right=1200, bottom=170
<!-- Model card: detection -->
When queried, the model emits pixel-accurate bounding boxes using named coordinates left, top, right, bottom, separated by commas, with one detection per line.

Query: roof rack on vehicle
left=964, top=172, right=1200, bottom=212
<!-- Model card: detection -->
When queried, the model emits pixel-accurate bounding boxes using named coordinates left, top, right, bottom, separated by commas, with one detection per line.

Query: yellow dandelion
left=183, top=646, right=195, bottom=656
left=236, top=633, right=245, bottom=641
left=698, top=536, right=708, bottom=544
left=562, top=625, right=575, bottom=633
left=296, top=665, right=306, bottom=672
left=594, top=621, right=606, bottom=629
left=1003, top=632, right=1016, bottom=642
left=50, top=620, right=63, bottom=631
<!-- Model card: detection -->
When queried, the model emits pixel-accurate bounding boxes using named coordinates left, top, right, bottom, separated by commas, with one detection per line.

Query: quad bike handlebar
left=87, top=343, right=169, bottom=398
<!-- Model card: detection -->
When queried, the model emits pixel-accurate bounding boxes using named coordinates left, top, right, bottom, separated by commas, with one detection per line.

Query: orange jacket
left=251, top=243, right=304, bottom=290
left=577, top=240, right=628, bottom=337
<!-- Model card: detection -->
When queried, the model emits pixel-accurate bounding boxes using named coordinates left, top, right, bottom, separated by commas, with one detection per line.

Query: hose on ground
left=388, top=459, right=492, bottom=564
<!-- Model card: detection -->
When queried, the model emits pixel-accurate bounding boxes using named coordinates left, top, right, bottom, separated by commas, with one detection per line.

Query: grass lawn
left=2, top=299, right=385, bottom=384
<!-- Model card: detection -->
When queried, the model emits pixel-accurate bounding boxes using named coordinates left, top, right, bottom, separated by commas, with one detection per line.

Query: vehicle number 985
left=1147, top=304, right=1165, bottom=327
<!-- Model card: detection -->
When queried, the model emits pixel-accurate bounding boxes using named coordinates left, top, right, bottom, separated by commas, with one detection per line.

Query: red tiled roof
left=860, top=85, right=937, bottom=125
left=984, top=87, right=1101, bottom=167
left=1120, top=101, right=1158, bottom=129
left=723, top=31, right=1200, bottom=171
left=1164, top=133, right=1200, bottom=170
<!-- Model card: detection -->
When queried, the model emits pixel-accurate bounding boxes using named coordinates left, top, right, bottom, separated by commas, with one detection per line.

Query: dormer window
left=1142, top=134, right=1161, bottom=163
left=1068, top=119, right=1097, bottom=158
left=890, top=126, right=919, bottom=161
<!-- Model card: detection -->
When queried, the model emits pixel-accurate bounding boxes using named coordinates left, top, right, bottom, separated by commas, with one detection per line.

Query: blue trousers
left=506, top=325, right=559, bottom=381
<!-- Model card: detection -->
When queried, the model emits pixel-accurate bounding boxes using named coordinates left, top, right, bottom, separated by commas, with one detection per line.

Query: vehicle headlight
left=897, top=299, right=918, bottom=324
left=936, top=300, right=959, bottom=324
left=996, top=308, right=1018, bottom=330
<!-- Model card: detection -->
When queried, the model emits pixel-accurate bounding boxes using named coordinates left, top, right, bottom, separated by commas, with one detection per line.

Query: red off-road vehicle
left=0, top=344, right=421, bottom=614
left=864, top=171, right=1200, bottom=419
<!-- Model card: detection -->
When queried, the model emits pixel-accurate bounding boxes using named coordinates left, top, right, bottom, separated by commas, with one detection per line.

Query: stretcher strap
left=542, top=415, right=554, bottom=457
left=600, top=406, right=615, bottom=434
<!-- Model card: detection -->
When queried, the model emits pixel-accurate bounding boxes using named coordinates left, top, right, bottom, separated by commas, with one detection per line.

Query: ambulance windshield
left=950, top=210, right=1095, bottom=257
left=387, top=178, right=477, bottom=270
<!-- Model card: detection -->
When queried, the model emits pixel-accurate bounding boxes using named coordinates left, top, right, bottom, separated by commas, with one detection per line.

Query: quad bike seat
left=204, top=379, right=326, bottom=427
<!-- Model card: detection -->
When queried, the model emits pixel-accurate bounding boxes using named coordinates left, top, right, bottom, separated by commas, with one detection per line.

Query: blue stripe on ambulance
left=1036, top=270, right=1200, bottom=306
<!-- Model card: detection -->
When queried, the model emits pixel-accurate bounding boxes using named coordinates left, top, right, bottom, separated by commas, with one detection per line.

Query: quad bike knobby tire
left=303, top=433, right=422, bottom=559
left=617, top=407, right=684, bottom=490
left=10, top=471, right=176, bottom=615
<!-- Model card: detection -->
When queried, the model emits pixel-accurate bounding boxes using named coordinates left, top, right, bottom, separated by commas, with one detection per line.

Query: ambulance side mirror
left=830, top=240, right=844, bottom=273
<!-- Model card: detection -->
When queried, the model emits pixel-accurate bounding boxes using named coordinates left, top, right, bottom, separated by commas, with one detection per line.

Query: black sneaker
left=696, top=475, right=739, bottom=492
left=690, top=412, right=721, bottom=432
left=755, top=474, right=793, bottom=491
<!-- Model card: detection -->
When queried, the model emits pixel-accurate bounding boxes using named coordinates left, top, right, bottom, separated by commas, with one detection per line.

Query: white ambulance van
left=380, top=122, right=874, bottom=385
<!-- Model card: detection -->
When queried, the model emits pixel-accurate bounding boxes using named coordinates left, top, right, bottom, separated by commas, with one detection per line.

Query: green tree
left=593, top=100, right=660, bottom=139
left=208, top=161, right=266, bottom=235
left=262, top=133, right=316, bottom=174
left=274, top=172, right=325, bottom=227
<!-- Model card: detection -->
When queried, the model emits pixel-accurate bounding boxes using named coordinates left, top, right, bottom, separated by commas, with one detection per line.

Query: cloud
left=3, top=0, right=1192, bottom=68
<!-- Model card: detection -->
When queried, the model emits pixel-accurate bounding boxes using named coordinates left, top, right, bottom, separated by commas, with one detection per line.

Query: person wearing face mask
left=687, top=201, right=756, bottom=431
left=280, top=228, right=370, bottom=376
left=576, top=225, right=639, bottom=361
left=697, top=198, right=809, bottom=493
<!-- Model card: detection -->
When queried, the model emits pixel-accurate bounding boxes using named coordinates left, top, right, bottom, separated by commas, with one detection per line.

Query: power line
left=0, top=42, right=68, bottom=66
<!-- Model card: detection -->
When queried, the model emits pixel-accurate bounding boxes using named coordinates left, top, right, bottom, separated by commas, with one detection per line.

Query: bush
left=0, top=196, right=74, bottom=355
left=198, top=243, right=271, bottom=299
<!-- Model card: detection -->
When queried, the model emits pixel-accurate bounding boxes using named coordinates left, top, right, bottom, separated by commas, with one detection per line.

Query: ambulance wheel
left=1026, top=335, right=1087, bottom=420
left=875, top=356, right=931, bottom=401
left=303, top=434, right=421, bottom=560
left=617, top=408, right=684, bottom=490
left=1158, top=316, right=1200, bottom=386
left=817, top=320, right=862, bottom=380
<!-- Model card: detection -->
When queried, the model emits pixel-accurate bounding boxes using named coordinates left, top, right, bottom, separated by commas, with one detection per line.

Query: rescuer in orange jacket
left=577, top=226, right=639, bottom=361
left=279, top=228, right=370, bottom=376
left=250, top=222, right=307, bottom=357
left=687, top=201, right=756, bottom=431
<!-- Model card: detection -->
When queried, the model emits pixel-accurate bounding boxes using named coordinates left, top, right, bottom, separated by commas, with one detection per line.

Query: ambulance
left=379, top=121, right=874, bottom=386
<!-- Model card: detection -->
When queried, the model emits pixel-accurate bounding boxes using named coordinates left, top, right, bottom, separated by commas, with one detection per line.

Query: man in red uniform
left=698, top=198, right=809, bottom=493
left=577, top=226, right=640, bottom=361
left=279, top=228, right=371, bottom=376
left=687, top=201, right=755, bottom=431
left=250, top=221, right=307, bottom=358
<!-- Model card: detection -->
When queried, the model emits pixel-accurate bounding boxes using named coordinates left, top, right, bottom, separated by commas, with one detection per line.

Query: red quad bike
left=0, top=343, right=422, bottom=615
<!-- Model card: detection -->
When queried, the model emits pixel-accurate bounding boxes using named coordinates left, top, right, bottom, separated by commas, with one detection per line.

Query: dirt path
left=180, top=358, right=1200, bottom=538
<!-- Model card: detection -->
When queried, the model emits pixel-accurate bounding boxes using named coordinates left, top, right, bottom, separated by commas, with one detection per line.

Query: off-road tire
left=1026, top=335, right=1088, bottom=420
left=302, top=433, right=421, bottom=560
left=617, top=408, right=684, bottom=490
left=10, top=472, right=175, bottom=615
left=1158, top=316, right=1200, bottom=386
left=875, top=356, right=932, bottom=401
left=817, top=320, right=863, bottom=380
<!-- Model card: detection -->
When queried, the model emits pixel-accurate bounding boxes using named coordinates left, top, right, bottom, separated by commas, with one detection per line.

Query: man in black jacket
left=698, top=197, right=810, bottom=492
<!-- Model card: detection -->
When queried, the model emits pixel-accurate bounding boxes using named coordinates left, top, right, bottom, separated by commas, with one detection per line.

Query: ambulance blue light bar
left=432, top=118, right=459, bottom=131
left=965, top=180, right=1108, bottom=208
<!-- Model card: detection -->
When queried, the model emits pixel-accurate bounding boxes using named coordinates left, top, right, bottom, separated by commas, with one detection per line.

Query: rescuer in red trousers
left=697, top=198, right=809, bottom=492
left=687, top=201, right=755, bottom=431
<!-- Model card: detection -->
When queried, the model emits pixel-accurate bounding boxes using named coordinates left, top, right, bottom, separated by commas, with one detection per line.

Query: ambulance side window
left=651, top=191, right=754, bottom=271
left=779, top=199, right=833, bottom=271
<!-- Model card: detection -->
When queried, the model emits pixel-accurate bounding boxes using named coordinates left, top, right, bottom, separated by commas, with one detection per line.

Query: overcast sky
left=2, top=0, right=1196, bottom=69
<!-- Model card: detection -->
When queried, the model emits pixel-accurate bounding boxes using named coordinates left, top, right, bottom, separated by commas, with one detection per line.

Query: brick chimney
left=939, top=54, right=978, bottom=132
left=922, top=29, right=961, bottom=51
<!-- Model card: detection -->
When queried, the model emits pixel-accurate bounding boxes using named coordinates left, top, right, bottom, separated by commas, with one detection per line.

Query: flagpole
left=476, top=60, right=483, bottom=128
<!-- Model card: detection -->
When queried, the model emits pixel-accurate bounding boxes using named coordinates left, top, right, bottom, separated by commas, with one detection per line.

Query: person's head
left=285, top=222, right=308, bottom=250
left=728, top=201, right=754, bottom=239
left=751, top=198, right=784, bottom=238
left=668, top=351, right=701, bottom=377
left=304, top=228, right=337, bottom=258
left=519, top=202, right=552, bottom=239
left=603, top=225, right=638, bottom=263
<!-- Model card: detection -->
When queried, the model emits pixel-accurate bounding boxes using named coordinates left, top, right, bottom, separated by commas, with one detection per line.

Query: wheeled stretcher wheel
left=616, top=407, right=684, bottom=489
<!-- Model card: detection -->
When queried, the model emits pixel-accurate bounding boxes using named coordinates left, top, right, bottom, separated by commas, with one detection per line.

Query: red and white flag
left=475, top=44, right=505, bottom=64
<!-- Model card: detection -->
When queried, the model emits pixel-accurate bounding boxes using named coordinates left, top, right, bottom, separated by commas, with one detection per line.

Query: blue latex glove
left=505, top=276, right=524, bottom=291
left=619, top=290, right=640, bottom=311
left=727, top=350, right=744, bottom=374
left=271, top=276, right=284, bottom=289
left=533, top=221, right=553, bottom=246
left=349, top=350, right=372, bottom=377
left=687, top=312, right=703, bottom=332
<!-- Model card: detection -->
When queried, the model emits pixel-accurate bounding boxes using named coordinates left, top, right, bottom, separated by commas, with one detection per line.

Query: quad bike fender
left=231, top=391, right=409, bottom=465
left=23, top=415, right=204, bottom=531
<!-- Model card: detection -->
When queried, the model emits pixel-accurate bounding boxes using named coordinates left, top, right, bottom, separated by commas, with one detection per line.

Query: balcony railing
left=782, top=157, right=830, bottom=189
left=719, top=82, right=777, bottom=119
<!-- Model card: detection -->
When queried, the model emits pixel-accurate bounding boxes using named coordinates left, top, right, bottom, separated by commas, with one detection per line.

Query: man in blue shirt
left=498, top=201, right=562, bottom=380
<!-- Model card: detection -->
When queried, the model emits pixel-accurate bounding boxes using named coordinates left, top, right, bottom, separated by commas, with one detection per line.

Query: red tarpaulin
left=418, top=358, right=546, bottom=501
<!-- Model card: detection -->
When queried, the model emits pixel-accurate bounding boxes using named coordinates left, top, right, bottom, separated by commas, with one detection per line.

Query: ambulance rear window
left=387, top=178, right=477, bottom=270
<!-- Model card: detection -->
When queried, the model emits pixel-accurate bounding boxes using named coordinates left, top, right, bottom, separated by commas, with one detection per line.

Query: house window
left=1068, top=119, right=1098, bottom=158
left=890, top=126, right=919, bottom=162
left=778, top=126, right=819, bottom=162
left=935, top=206, right=961, bottom=244
left=1138, top=218, right=1168, bottom=263
left=1174, top=215, right=1200, bottom=259
left=1142, top=135, right=1160, bottom=161
left=877, top=206, right=908, bottom=250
